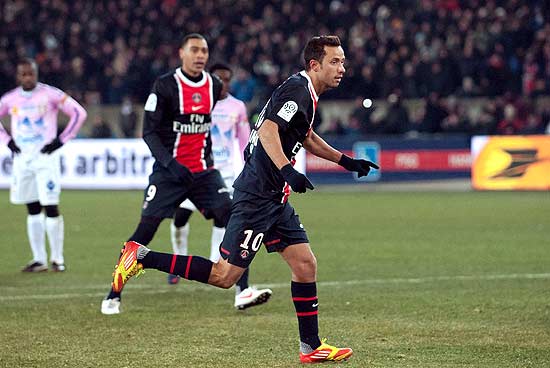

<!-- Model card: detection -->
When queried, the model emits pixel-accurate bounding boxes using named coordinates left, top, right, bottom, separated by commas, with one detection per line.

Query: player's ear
left=178, top=48, right=185, bottom=59
left=310, top=60, right=321, bottom=72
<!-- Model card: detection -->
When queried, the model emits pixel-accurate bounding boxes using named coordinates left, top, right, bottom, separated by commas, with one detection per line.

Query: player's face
left=16, top=64, right=38, bottom=91
left=319, top=46, right=346, bottom=89
left=213, top=69, right=231, bottom=99
left=179, top=38, right=209, bottom=77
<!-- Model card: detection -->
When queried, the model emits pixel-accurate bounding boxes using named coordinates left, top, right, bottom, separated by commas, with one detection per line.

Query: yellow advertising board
left=471, top=135, right=550, bottom=191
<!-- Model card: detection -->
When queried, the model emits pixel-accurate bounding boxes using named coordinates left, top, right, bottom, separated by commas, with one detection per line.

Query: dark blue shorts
left=220, top=189, right=309, bottom=268
left=141, top=167, right=231, bottom=219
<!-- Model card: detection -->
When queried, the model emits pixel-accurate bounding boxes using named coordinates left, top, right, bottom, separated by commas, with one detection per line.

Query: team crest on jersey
left=192, top=93, right=202, bottom=103
left=240, top=249, right=250, bottom=259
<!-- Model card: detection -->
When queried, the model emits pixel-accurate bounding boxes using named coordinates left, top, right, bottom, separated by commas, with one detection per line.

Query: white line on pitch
left=1, top=272, right=549, bottom=302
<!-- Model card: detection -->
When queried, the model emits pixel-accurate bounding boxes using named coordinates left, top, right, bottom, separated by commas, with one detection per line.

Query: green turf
left=0, top=190, right=549, bottom=367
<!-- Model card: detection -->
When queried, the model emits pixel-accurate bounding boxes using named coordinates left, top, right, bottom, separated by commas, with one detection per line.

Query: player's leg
left=171, top=203, right=195, bottom=255
left=44, top=205, right=64, bottom=271
left=168, top=203, right=195, bottom=284
left=112, top=241, right=245, bottom=290
left=111, top=189, right=268, bottom=294
left=35, top=152, right=64, bottom=271
left=275, top=204, right=352, bottom=363
left=102, top=170, right=188, bottom=314
left=280, top=243, right=352, bottom=363
left=11, top=155, right=48, bottom=272
left=22, top=201, right=48, bottom=272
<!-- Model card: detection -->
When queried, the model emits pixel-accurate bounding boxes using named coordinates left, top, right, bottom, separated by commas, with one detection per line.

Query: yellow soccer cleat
left=111, top=241, right=145, bottom=292
left=299, top=339, right=353, bottom=363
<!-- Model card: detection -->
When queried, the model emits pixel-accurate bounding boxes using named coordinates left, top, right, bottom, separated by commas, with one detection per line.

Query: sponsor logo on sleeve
left=144, top=93, right=157, bottom=112
left=277, top=101, right=298, bottom=122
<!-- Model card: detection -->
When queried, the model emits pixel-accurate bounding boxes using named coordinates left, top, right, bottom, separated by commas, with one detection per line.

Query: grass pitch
left=0, top=189, right=549, bottom=367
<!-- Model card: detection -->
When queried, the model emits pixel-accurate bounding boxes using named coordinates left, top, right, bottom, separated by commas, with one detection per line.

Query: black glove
left=7, top=139, right=21, bottom=154
left=167, top=159, right=194, bottom=186
left=40, top=137, right=63, bottom=154
left=280, top=163, right=314, bottom=193
left=338, top=154, right=379, bottom=178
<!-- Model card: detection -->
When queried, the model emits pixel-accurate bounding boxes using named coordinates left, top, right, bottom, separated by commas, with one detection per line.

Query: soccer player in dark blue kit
left=111, top=35, right=378, bottom=363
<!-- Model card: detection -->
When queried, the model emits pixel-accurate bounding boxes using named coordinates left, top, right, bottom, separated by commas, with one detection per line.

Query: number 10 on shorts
left=239, top=230, right=264, bottom=259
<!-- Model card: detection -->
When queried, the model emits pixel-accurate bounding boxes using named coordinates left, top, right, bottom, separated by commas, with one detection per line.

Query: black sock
left=107, top=289, right=121, bottom=300
left=140, top=251, right=213, bottom=283
left=291, top=281, right=321, bottom=349
left=236, top=268, right=250, bottom=293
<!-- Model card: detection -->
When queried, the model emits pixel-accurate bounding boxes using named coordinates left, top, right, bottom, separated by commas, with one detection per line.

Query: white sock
left=27, top=214, right=46, bottom=264
left=46, top=215, right=64, bottom=264
left=170, top=221, right=189, bottom=255
left=210, top=226, right=225, bottom=262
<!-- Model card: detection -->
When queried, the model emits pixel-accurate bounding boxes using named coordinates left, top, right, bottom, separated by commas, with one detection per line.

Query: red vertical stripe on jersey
left=307, top=84, right=318, bottom=128
left=174, top=133, right=207, bottom=172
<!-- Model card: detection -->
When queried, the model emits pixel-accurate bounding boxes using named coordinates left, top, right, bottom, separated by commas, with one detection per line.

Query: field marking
left=1, top=272, right=549, bottom=302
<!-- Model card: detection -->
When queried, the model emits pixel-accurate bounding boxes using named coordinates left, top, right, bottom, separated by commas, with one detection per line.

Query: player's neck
left=305, top=70, right=326, bottom=96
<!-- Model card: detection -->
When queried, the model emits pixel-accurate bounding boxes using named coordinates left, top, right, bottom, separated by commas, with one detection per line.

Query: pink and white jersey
left=210, top=94, right=250, bottom=177
left=0, top=83, right=87, bottom=154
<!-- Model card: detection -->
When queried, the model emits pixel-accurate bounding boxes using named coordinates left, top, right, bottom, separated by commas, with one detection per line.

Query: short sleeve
left=265, top=83, right=311, bottom=131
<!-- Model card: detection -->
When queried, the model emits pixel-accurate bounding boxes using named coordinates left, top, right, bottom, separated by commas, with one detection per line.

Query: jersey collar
left=176, top=68, right=208, bottom=87
left=299, top=70, right=319, bottom=103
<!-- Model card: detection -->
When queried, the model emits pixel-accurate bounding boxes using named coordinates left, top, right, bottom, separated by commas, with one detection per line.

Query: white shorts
left=10, top=152, right=61, bottom=205
left=179, top=171, right=235, bottom=211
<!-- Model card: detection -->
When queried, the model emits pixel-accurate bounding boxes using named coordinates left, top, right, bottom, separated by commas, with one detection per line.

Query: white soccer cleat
left=101, top=298, right=121, bottom=315
left=234, top=287, right=273, bottom=310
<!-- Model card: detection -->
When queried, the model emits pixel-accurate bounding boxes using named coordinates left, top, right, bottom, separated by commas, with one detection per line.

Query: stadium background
left=1, top=1, right=550, bottom=367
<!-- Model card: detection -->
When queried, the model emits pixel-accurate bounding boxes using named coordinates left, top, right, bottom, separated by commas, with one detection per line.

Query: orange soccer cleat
left=111, top=241, right=146, bottom=292
left=299, top=339, right=353, bottom=363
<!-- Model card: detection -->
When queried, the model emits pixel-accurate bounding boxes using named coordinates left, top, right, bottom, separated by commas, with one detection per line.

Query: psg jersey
left=142, top=68, right=222, bottom=173
left=234, top=71, right=318, bottom=202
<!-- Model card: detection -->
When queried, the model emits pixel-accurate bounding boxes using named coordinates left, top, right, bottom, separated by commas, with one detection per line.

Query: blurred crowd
left=1, top=0, right=550, bottom=136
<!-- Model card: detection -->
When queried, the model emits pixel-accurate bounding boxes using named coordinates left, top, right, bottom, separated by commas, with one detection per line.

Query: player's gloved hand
left=280, top=163, right=314, bottom=193
left=167, top=159, right=194, bottom=186
left=40, top=137, right=63, bottom=154
left=7, top=139, right=21, bottom=154
left=338, top=154, right=379, bottom=178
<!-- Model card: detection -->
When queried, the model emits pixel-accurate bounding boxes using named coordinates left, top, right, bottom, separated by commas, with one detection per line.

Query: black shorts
left=219, top=189, right=309, bottom=268
left=141, top=167, right=231, bottom=219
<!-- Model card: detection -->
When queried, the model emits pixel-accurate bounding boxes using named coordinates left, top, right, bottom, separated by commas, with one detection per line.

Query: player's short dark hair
left=17, top=57, right=37, bottom=71
left=210, top=63, right=232, bottom=77
left=181, top=33, right=206, bottom=48
left=303, top=35, right=341, bottom=71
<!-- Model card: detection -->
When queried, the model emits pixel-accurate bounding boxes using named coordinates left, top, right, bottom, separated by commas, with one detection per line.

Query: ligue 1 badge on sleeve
left=352, top=142, right=381, bottom=182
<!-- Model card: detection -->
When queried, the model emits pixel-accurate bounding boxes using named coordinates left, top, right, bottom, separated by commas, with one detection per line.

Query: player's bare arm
left=302, top=130, right=342, bottom=163
left=258, top=119, right=290, bottom=169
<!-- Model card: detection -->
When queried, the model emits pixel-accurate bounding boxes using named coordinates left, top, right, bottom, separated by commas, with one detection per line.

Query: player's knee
left=292, top=253, right=317, bottom=280
left=44, top=205, right=59, bottom=217
left=26, top=201, right=42, bottom=215
left=174, top=208, right=193, bottom=227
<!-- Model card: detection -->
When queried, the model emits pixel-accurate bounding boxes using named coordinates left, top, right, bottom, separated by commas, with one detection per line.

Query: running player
left=168, top=62, right=272, bottom=310
left=109, top=36, right=379, bottom=362
left=0, top=58, right=87, bottom=272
